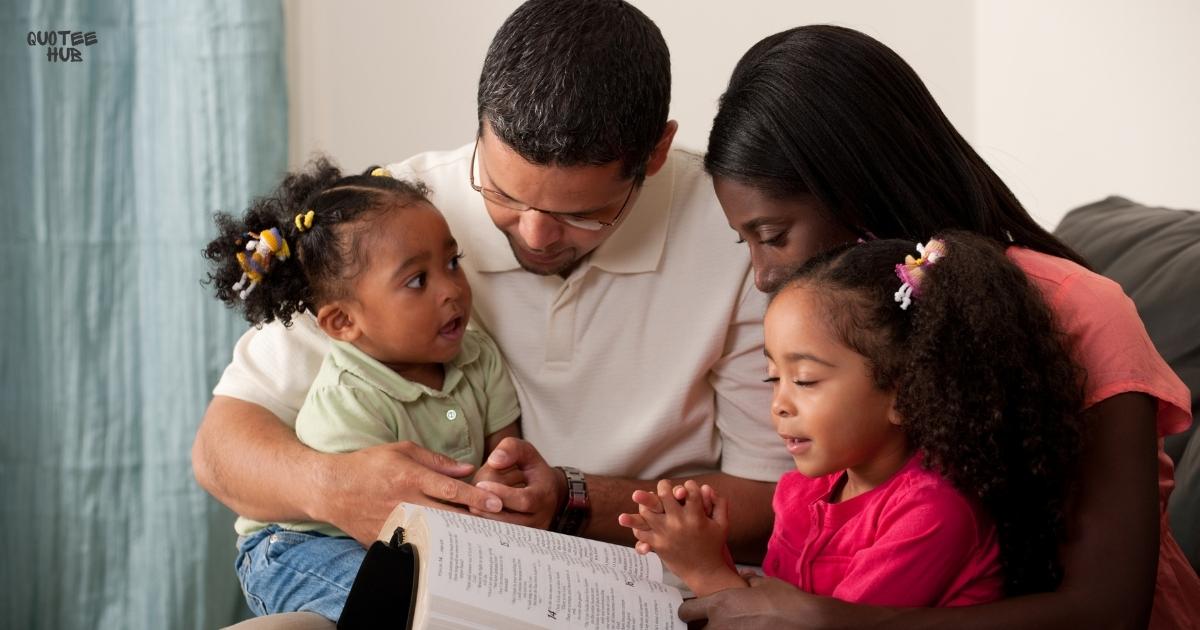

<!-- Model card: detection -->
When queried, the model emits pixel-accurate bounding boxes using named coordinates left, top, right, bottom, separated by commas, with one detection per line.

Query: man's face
left=474, top=123, right=640, bottom=277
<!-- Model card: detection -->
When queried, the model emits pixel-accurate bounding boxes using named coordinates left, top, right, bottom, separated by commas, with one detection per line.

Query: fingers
left=677, top=596, right=711, bottom=622
left=635, top=541, right=652, bottom=555
left=473, top=479, right=553, bottom=517
left=473, top=480, right=526, bottom=507
left=679, top=480, right=704, bottom=515
left=399, top=442, right=476, bottom=477
left=473, top=465, right=527, bottom=488
left=711, top=488, right=730, bottom=529
left=632, top=489, right=663, bottom=513
left=420, top=470, right=502, bottom=513
left=473, top=451, right=561, bottom=529
left=656, top=479, right=682, bottom=516
left=630, top=527, right=655, bottom=546
left=484, top=437, right=545, bottom=471
left=665, top=479, right=713, bottom=515
left=701, top=483, right=717, bottom=516
left=483, top=450, right=513, bottom=470
left=643, top=479, right=715, bottom=521
left=618, top=512, right=651, bottom=531
left=468, top=483, right=549, bottom=529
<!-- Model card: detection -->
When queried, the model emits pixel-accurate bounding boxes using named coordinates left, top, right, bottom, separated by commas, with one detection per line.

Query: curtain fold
left=1, top=1, right=287, bottom=628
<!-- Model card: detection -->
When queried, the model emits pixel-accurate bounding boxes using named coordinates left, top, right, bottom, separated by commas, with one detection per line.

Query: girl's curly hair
left=778, top=231, right=1086, bottom=595
left=203, top=157, right=430, bottom=326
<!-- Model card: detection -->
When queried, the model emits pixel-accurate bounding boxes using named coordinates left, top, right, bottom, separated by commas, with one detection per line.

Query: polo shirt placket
left=545, top=274, right=583, bottom=367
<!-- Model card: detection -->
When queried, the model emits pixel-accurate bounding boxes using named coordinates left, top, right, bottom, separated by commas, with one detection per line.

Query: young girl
left=203, top=158, right=521, bottom=622
left=619, top=232, right=1085, bottom=606
left=691, top=24, right=1196, bottom=629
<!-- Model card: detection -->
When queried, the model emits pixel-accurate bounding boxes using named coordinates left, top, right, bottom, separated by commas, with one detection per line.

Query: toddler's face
left=763, top=286, right=904, bottom=481
left=344, top=203, right=473, bottom=374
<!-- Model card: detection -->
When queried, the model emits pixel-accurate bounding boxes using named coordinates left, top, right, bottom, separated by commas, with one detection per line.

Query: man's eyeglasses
left=469, top=141, right=635, bottom=231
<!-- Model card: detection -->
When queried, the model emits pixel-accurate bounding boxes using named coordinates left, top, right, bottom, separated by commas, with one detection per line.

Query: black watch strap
left=551, top=466, right=590, bottom=536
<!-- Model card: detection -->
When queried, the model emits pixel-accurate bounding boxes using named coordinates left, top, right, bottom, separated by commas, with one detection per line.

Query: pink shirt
left=1009, top=248, right=1199, bottom=629
left=763, top=455, right=1004, bottom=607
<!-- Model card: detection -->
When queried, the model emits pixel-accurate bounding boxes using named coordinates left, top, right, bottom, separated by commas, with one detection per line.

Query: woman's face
left=714, top=177, right=858, bottom=293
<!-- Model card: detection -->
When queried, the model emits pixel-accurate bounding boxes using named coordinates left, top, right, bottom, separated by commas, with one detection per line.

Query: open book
left=375, top=503, right=686, bottom=630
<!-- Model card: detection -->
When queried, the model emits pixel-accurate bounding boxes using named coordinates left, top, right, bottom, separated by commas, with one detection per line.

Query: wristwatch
left=551, top=466, right=590, bottom=536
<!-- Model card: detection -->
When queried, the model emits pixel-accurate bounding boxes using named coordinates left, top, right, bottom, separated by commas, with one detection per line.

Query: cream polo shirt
left=233, top=330, right=520, bottom=537
left=213, top=144, right=792, bottom=482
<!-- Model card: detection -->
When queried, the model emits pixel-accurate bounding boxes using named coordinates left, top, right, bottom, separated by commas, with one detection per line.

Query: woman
left=684, top=25, right=1198, bottom=629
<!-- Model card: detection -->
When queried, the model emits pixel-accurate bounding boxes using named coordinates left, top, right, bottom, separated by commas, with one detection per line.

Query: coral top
left=1010, top=247, right=1198, bottom=629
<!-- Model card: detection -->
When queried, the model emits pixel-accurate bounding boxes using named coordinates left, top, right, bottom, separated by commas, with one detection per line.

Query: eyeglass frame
left=468, top=140, right=636, bottom=231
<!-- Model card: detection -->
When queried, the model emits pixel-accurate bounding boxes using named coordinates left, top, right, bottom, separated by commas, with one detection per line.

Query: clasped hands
left=468, top=436, right=565, bottom=530
left=618, top=479, right=747, bottom=598
left=329, top=439, right=819, bottom=629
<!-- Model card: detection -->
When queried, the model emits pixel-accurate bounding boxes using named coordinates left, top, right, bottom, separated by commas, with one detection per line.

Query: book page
left=408, top=505, right=685, bottom=630
left=427, top=507, right=664, bottom=582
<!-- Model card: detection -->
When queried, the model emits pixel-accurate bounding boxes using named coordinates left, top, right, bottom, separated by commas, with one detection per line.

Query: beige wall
left=285, top=0, right=1199, bottom=229
left=974, top=0, right=1200, bottom=227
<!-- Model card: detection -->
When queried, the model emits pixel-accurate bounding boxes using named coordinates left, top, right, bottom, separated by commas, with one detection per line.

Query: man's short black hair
left=477, top=0, right=670, bottom=182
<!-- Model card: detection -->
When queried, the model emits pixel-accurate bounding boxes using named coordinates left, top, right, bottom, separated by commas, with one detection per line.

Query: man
left=197, top=0, right=790, bottom=622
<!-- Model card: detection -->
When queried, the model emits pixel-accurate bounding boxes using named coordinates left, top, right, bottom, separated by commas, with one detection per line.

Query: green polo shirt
left=234, top=328, right=520, bottom=537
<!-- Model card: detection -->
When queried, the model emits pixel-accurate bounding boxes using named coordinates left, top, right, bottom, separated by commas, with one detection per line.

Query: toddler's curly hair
left=203, top=157, right=430, bottom=326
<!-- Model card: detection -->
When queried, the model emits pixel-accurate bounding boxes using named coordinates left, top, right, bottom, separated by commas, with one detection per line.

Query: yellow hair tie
left=294, top=210, right=315, bottom=232
left=370, top=167, right=392, bottom=178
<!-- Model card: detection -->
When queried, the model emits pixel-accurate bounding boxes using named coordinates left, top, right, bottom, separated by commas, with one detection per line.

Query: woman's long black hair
left=706, top=25, right=1089, bottom=269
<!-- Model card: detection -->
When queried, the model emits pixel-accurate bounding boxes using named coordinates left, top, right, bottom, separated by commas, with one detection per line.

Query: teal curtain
left=1, top=1, right=286, bottom=628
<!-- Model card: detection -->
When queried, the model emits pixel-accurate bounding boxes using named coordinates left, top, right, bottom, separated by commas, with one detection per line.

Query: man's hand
left=471, top=437, right=564, bottom=529
left=317, top=441, right=504, bottom=545
left=678, top=574, right=838, bottom=630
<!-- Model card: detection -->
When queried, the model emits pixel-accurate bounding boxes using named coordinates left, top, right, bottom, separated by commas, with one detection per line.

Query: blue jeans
left=235, top=525, right=366, bottom=622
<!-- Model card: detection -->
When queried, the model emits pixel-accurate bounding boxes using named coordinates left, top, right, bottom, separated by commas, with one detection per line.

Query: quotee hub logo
left=28, top=30, right=98, bottom=62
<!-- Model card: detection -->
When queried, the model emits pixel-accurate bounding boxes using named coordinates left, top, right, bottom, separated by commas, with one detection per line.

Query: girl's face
left=763, top=285, right=908, bottom=488
left=714, top=176, right=858, bottom=293
left=325, top=203, right=473, bottom=379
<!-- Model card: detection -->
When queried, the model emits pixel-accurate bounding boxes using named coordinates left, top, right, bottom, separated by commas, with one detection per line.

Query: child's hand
left=616, top=480, right=747, bottom=597
left=673, top=481, right=716, bottom=516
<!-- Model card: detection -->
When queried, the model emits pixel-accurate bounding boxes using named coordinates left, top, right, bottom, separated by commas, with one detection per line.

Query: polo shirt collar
left=328, top=336, right=482, bottom=403
left=467, top=152, right=676, bottom=275
left=463, top=196, right=522, bottom=273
